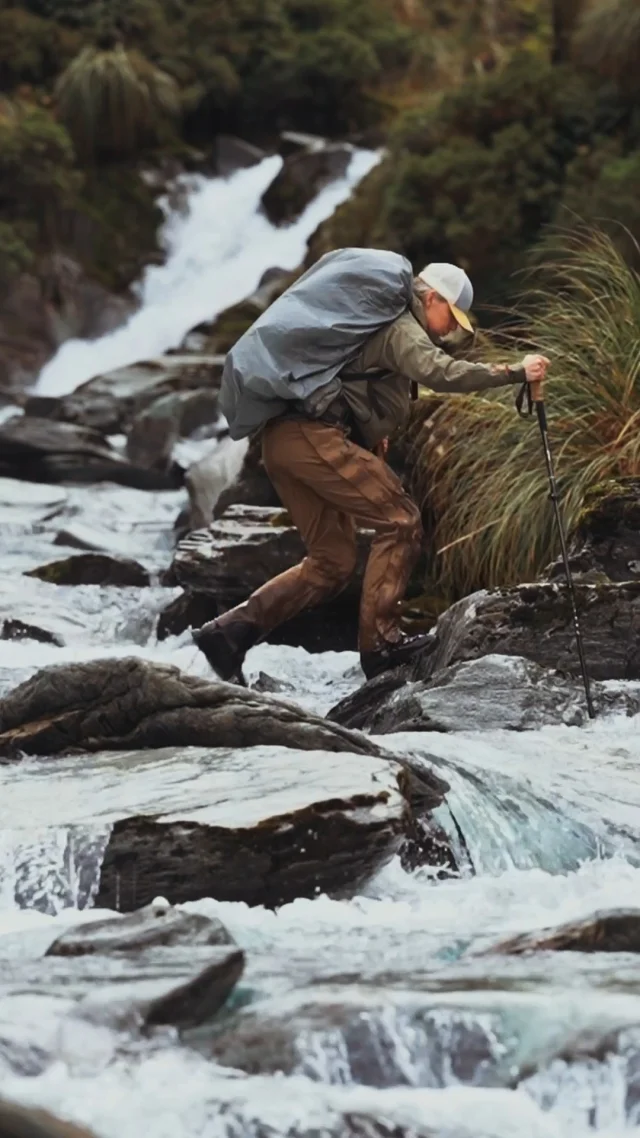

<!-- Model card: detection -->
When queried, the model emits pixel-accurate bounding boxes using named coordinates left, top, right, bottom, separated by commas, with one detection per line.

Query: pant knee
left=305, top=548, right=358, bottom=596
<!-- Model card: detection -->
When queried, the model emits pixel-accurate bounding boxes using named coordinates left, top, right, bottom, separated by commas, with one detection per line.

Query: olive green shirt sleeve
left=361, top=312, right=526, bottom=394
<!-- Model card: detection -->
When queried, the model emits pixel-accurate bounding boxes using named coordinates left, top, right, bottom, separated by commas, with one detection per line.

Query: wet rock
left=0, top=253, right=134, bottom=395
left=548, top=477, right=640, bottom=582
left=213, top=432, right=280, bottom=519
left=407, top=580, right=640, bottom=684
left=262, top=143, right=353, bottom=225
left=1, top=618, right=64, bottom=647
left=126, top=389, right=221, bottom=473
left=0, top=946, right=244, bottom=1033
left=25, top=553, right=150, bottom=588
left=0, top=416, right=182, bottom=490
left=487, top=909, right=640, bottom=956
left=329, top=654, right=640, bottom=733
left=76, top=946, right=245, bottom=1030
left=172, top=504, right=371, bottom=605
left=203, top=987, right=505, bottom=1088
left=25, top=355, right=224, bottom=436
left=46, top=897, right=234, bottom=956
left=215, top=135, right=267, bottom=175
left=0, top=656, right=391, bottom=758
left=0, top=1100, right=98, bottom=1138
left=94, top=748, right=427, bottom=910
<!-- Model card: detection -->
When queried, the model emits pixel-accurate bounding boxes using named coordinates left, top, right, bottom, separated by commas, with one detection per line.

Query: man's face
left=424, top=289, right=458, bottom=340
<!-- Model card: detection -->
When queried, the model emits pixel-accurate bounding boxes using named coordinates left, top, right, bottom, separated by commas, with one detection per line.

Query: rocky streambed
left=1, top=151, right=640, bottom=1138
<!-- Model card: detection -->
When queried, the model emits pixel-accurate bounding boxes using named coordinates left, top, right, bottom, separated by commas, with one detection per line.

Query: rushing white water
left=1, top=150, right=640, bottom=1138
left=36, top=149, right=380, bottom=396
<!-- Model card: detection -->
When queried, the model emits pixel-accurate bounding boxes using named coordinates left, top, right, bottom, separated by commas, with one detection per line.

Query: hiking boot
left=360, top=631, right=437, bottom=681
left=192, top=617, right=261, bottom=682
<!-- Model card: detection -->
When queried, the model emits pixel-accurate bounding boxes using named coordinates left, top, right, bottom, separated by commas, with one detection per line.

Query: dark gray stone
left=262, top=143, right=353, bottom=225
left=0, top=416, right=182, bottom=490
left=329, top=654, right=640, bottom=733
left=409, top=581, right=640, bottom=684
left=46, top=897, right=234, bottom=956
left=25, top=553, right=150, bottom=588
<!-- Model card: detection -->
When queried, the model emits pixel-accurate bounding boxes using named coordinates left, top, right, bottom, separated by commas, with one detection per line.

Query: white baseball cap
left=418, top=263, right=474, bottom=333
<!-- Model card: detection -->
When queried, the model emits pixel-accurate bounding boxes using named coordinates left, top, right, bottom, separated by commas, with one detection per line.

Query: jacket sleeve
left=368, top=313, right=526, bottom=394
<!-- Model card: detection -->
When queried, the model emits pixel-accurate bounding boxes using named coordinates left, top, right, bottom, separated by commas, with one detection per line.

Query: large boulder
left=408, top=580, right=640, bottom=684
left=183, top=435, right=249, bottom=533
left=25, top=355, right=224, bottom=436
left=0, top=656, right=390, bottom=758
left=0, top=416, right=182, bottom=490
left=0, top=743, right=445, bottom=911
left=262, top=142, right=354, bottom=225
left=329, top=654, right=640, bottom=733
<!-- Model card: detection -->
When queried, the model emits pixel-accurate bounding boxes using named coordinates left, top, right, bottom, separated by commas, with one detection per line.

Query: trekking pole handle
left=529, top=379, right=545, bottom=403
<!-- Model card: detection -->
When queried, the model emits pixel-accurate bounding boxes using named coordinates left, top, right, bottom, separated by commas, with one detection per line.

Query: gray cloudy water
left=0, top=155, right=640, bottom=1138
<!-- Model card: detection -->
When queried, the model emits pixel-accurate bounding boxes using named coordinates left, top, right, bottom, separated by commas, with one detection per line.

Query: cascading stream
left=0, top=149, right=639, bottom=1138
left=36, top=150, right=380, bottom=396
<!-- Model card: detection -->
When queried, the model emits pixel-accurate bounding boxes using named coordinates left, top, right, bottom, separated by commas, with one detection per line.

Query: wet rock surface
left=46, top=897, right=234, bottom=956
left=548, top=477, right=640, bottom=583
left=0, top=656, right=386, bottom=758
left=262, top=143, right=353, bottom=225
left=25, top=356, right=224, bottom=436
left=329, top=654, right=640, bottom=733
left=0, top=416, right=182, bottom=491
left=487, top=909, right=640, bottom=955
left=407, top=581, right=640, bottom=684
left=25, top=553, right=150, bottom=588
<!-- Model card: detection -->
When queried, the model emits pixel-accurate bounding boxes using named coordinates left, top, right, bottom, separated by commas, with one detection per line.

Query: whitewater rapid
left=0, top=144, right=639, bottom=1138
left=36, top=149, right=380, bottom=396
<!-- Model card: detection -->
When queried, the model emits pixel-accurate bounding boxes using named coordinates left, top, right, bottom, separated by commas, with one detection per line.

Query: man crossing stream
left=193, top=250, right=550, bottom=681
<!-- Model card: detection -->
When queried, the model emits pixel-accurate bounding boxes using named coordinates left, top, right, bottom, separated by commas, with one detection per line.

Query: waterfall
left=35, top=149, right=380, bottom=397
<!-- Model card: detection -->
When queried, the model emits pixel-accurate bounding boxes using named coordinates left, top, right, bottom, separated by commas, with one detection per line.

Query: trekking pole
left=517, top=379, right=596, bottom=719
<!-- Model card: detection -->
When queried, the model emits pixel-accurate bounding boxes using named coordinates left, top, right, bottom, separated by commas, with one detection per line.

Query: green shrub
left=0, top=220, right=34, bottom=292
left=0, top=103, right=79, bottom=237
left=55, top=43, right=180, bottom=159
left=407, top=226, right=640, bottom=597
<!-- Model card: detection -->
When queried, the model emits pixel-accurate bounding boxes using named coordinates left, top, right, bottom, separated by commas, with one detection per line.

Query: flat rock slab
left=46, top=897, right=234, bottom=955
left=0, top=743, right=411, bottom=909
left=0, top=416, right=182, bottom=490
left=486, top=909, right=640, bottom=955
left=0, top=656, right=385, bottom=758
left=25, top=553, right=150, bottom=588
left=25, top=355, right=225, bottom=435
left=329, top=654, right=640, bottom=733
left=409, top=580, right=640, bottom=684
left=171, top=504, right=372, bottom=603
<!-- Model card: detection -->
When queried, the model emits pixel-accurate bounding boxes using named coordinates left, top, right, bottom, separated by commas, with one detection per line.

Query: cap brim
left=448, top=302, right=474, bottom=334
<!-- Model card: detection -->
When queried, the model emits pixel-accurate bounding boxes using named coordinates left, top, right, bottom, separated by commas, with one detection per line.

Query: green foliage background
left=0, top=0, right=638, bottom=310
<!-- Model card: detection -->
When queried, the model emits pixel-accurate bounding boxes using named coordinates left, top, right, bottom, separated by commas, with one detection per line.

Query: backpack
left=219, top=247, right=413, bottom=440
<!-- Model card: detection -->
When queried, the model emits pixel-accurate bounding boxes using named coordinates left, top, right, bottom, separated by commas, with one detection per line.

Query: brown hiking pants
left=227, top=420, right=422, bottom=653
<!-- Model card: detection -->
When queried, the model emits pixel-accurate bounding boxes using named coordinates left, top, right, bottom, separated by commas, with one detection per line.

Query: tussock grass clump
left=409, top=227, right=640, bottom=597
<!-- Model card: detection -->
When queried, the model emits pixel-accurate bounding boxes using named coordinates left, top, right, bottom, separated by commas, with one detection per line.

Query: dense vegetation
left=0, top=0, right=554, bottom=294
